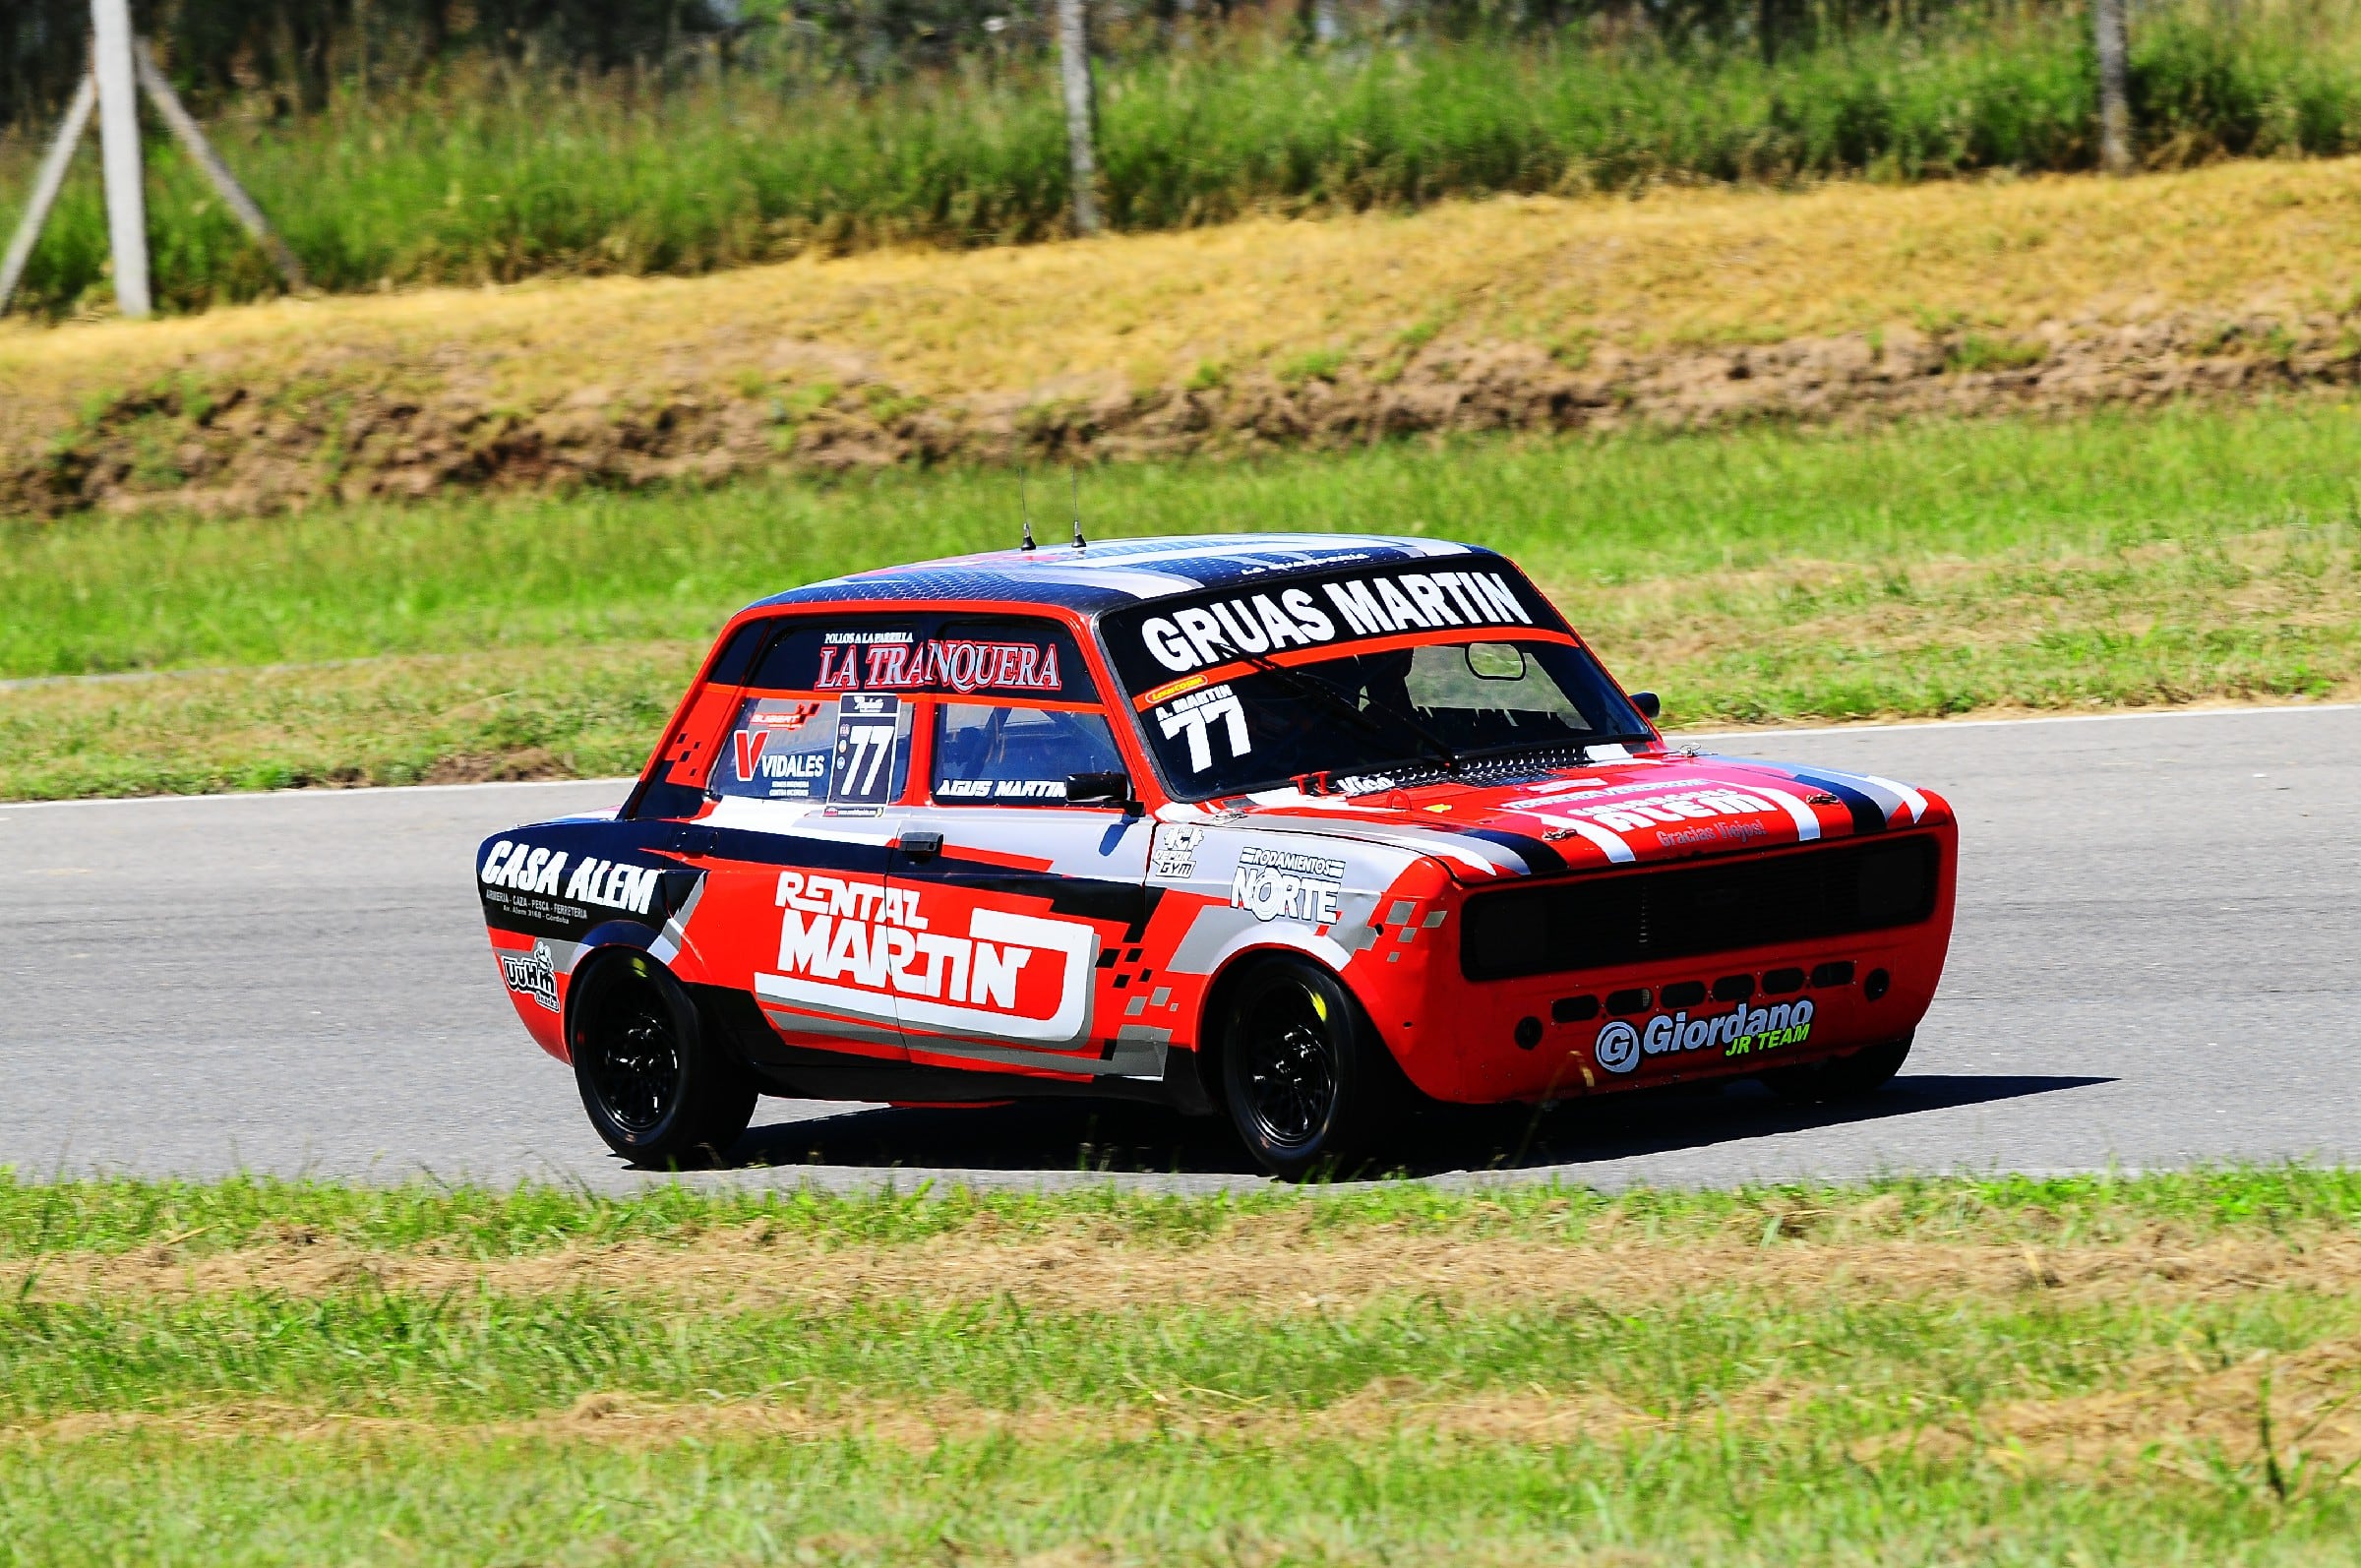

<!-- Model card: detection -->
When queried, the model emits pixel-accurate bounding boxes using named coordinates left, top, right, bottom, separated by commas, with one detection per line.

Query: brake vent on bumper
left=1458, top=837, right=1939, bottom=983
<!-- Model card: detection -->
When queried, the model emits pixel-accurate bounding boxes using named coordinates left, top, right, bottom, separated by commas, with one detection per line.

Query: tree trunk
left=1056, top=0, right=1102, bottom=236
left=2094, top=0, right=2133, bottom=175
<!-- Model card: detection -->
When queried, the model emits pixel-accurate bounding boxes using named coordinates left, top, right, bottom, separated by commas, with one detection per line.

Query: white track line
left=0, top=776, right=638, bottom=812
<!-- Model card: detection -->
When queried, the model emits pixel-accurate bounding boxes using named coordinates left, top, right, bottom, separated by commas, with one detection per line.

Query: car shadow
left=1499, top=1073, right=2117, bottom=1173
left=722, top=1072, right=2114, bottom=1180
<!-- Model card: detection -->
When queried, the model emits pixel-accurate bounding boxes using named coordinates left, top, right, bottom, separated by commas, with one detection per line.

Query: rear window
left=689, top=612, right=1100, bottom=807
left=747, top=618, right=1097, bottom=702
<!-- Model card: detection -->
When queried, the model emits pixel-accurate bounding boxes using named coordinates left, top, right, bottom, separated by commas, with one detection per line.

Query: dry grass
left=9, top=1176, right=2361, bottom=1559
left=1870, top=1338, right=2361, bottom=1486
left=14, top=1217, right=2361, bottom=1486
left=1, top=1382, right=1767, bottom=1454
left=14, top=1212, right=2355, bottom=1316
left=27, top=1360, right=2361, bottom=1486
left=7, top=157, right=2360, bottom=440
left=17, top=1198, right=2361, bottom=1489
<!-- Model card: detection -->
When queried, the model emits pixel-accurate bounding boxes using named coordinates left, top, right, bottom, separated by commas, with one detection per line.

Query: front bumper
left=1393, top=826, right=1959, bottom=1104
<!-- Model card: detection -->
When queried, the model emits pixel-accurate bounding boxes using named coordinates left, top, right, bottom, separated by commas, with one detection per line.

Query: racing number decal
left=1154, top=685, right=1249, bottom=773
left=830, top=694, right=903, bottom=805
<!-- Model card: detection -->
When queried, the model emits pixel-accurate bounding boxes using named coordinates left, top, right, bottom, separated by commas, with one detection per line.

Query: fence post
left=1056, top=0, right=1102, bottom=236
left=134, top=39, right=310, bottom=293
left=2094, top=0, right=2134, bottom=175
left=0, top=74, right=97, bottom=317
left=90, top=0, right=151, bottom=318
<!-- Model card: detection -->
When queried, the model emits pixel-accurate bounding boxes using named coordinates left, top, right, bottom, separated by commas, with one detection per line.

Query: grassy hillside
left=5, top=1169, right=2361, bottom=1564
left=9, top=155, right=2361, bottom=516
left=3, top=4, right=2360, bottom=318
left=3, top=403, right=2355, bottom=798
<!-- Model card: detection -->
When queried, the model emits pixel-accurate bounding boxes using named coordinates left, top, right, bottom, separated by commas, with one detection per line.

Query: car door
left=686, top=617, right=924, bottom=1070
left=886, top=616, right=1161, bottom=1084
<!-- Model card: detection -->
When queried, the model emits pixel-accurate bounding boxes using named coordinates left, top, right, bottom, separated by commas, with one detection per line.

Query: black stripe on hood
left=1786, top=770, right=1890, bottom=836
left=1457, top=827, right=1568, bottom=875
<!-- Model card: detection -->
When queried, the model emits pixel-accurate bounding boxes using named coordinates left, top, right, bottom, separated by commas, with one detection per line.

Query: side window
left=710, top=696, right=838, bottom=802
left=628, top=616, right=779, bottom=819
left=933, top=704, right=1124, bottom=805
left=921, top=615, right=1118, bottom=807
left=701, top=612, right=1105, bottom=806
left=704, top=617, right=776, bottom=688
left=708, top=618, right=918, bottom=804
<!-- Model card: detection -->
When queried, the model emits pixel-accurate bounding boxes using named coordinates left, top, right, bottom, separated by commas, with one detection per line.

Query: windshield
left=1123, top=636, right=1651, bottom=799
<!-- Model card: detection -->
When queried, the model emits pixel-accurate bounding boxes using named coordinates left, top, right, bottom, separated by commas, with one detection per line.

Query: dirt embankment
left=13, top=159, right=2361, bottom=516
left=8, top=310, right=2349, bottom=518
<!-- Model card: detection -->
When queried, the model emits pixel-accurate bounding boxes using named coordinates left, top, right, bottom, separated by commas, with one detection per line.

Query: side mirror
left=1464, top=641, right=1527, bottom=681
left=1065, top=771, right=1138, bottom=812
left=1629, top=691, right=1662, bottom=720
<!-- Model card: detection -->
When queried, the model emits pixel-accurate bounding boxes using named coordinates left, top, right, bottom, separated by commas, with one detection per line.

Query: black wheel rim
left=1240, top=981, right=1338, bottom=1150
left=583, top=973, right=682, bottom=1134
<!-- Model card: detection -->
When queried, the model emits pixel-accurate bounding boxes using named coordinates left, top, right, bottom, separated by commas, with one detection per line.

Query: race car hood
left=1194, top=750, right=1950, bottom=883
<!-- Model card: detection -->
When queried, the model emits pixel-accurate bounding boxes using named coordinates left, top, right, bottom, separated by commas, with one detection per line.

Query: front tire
left=1219, top=957, right=1405, bottom=1180
left=568, top=951, right=757, bottom=1168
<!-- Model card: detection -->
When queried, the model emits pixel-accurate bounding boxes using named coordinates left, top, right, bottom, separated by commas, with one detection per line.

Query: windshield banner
left=1103, top=562, right=1565, bottom=696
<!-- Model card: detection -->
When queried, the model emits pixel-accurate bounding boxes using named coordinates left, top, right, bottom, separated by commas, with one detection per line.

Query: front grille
left=1460, top=836, right=1940, bottom=983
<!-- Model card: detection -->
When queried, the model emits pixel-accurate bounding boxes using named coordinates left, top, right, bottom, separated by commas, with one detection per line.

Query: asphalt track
left=5, top=703, right=2357, bottom=1192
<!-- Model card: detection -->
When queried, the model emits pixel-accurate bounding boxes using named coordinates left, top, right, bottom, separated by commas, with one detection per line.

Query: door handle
left=899, top=831, right=944, bottom=863
left=666, top=824, right=717, bottom=857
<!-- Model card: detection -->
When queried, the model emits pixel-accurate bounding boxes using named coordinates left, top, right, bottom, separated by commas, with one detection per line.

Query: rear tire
left=1219, top=957, right=1405, bottom=1180
left=568, top=950, right=757, bottom=1168
left=1763, top=1031, right=1914, bottom=1104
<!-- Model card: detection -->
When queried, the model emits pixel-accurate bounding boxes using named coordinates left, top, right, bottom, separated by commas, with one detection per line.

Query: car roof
left=748, top=533, right=1511, bottom=619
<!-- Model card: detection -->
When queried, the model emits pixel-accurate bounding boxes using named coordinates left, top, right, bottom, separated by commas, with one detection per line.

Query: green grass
left=0, top=643, right=695, bottom=798
left=10, top=1165, right=2361, bottom=1255
left=7, top=400, right=2359, bottom=679
left=36, top=1284, right=2282, bottom=1422
left=3, top=400, right=2359, bottom=797
left=4, top=1171, right=2349, bottom=1434
left=3, top=1169, right=2360, bottom=1563
left=9, top=1430, right=2353, bottom=1568
left=6, top=4, right=2361, bottom=314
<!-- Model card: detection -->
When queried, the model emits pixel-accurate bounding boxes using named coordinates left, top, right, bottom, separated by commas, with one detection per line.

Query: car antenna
left=1018, top=467, right=1035, bottom=552
left=1069, top=467, right=1088, bottom=550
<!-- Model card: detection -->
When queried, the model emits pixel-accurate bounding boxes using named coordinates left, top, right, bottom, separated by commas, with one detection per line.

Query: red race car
left=476, top=534, right=1957, bottom=1177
